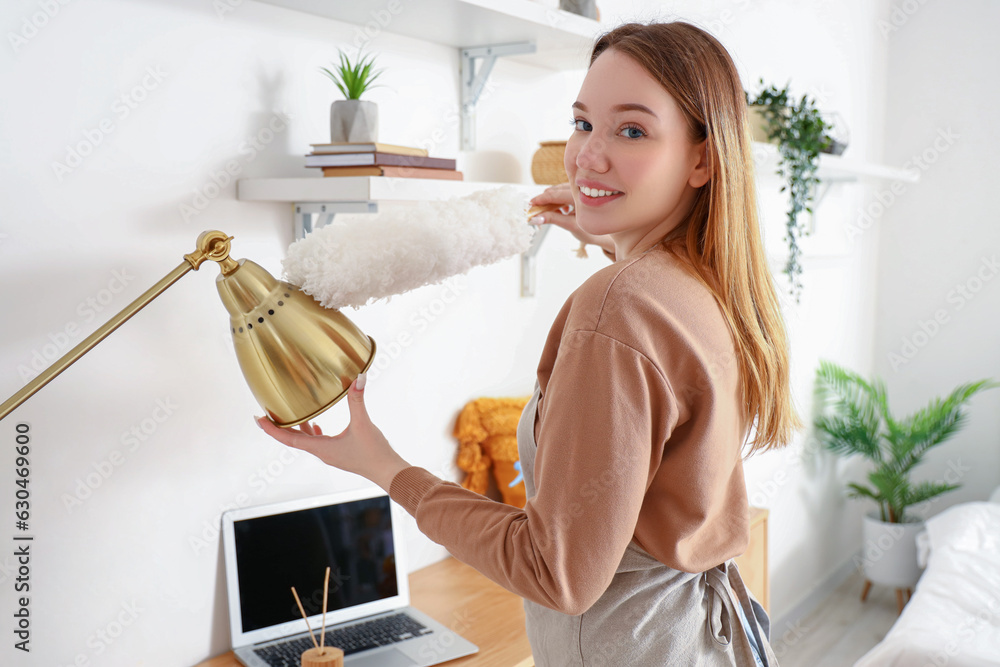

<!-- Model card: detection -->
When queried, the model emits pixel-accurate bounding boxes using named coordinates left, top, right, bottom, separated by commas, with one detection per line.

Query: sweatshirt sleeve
left=389, top=330, right=678, bottom=615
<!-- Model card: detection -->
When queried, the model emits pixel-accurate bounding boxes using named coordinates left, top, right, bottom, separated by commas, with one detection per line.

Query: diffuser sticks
left=291, top=567, right=344, bottom=667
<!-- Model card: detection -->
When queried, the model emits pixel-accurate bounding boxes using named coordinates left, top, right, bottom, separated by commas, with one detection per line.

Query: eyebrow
left=572, top=101, right=658, bottom=118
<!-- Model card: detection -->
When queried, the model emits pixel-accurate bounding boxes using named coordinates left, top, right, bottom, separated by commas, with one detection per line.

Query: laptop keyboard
left=253, top=612, right=433, bottom=666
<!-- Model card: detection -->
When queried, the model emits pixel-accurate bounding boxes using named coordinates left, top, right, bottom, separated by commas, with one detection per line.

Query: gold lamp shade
left=217, top=259, right=376, bottom=427
left=0, top=231, right=375, bottom=428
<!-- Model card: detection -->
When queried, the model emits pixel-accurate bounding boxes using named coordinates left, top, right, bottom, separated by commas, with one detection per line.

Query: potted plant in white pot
left=813, top=360, right=997, bottom=609
left=320, top=48, right=384, bottom=143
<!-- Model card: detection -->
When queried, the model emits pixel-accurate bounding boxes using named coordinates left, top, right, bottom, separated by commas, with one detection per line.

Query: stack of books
left=305, top=142, right=462, bottom=181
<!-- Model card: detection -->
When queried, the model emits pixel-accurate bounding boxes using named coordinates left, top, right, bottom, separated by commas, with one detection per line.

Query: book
left=308, top=142, right=429, bottom=157
left=305, top=152, right=456, bottom=169
left=321, top=166, right=464, bottom=181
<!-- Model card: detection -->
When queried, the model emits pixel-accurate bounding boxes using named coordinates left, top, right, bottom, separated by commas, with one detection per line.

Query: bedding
left=853, top=500, right=1000, bottom=666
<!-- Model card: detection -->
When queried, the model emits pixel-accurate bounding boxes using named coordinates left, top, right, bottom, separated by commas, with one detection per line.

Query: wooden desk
left=195, top=557, right=534, bottom=667
left=197, top=510, right=769, bottom=666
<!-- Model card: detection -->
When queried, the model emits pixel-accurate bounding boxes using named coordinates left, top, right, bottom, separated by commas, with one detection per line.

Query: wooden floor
left=772, top=569, right=902, bottom=667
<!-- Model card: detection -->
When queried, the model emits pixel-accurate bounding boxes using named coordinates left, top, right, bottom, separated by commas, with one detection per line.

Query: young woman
left=258, top=21, right=800, bottom=666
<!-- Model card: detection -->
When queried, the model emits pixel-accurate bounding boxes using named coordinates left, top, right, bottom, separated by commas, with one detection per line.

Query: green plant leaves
left=813, top=360, right=997, bottom=523
left=319, top=48, right=384, bottom=100
left=746, top=78, right=833, bottom=303
left=814, top=360, right=884, bottom=461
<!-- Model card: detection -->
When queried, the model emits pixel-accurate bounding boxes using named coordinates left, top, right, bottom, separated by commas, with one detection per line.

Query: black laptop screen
left=233, top=495, right=398, bottom=633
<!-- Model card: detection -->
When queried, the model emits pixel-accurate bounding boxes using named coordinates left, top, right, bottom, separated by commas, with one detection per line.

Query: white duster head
left=282, top=185, right=534, bottom=310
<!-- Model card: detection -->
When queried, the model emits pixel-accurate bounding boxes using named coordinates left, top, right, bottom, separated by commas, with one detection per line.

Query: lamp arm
left=0, top=231, right=237, bottom=422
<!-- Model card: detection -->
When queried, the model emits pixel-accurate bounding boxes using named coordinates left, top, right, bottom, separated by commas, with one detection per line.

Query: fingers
left=346, top=372, right=371, bottom=425
left=300, top=421, right=322, bottom=436
left=256, top=416, right=313, bottom=450
left=535, top=209, right=576, bottom=233
left=527, top=203, right=562, bottom=219
left=256, top=418, right=338, bottom=468
left=255, top=373, right=369, bottom=456
left=529, top=183, right=574, bottom=208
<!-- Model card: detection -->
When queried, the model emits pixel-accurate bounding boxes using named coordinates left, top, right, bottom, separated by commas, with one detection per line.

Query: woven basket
left=531, top=140, right=569, bottom=185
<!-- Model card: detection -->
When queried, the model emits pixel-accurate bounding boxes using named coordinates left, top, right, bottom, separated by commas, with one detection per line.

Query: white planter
left=330, top=100, right=378, bottom=143
left=859, top=512, right=925, bottom=588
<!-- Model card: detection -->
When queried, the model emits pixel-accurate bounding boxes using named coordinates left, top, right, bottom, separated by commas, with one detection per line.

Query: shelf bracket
left=461, top=42, right=536, bottom=151
left=520, top=224, right=550, bottom=297
left=293, top=201, right=378, bottom=240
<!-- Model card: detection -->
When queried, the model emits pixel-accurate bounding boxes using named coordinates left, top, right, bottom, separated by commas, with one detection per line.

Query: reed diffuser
left=291, top=567, right=344, bottom=667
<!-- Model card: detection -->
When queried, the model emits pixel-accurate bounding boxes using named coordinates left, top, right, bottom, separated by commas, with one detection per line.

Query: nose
left=575, top=133, right=610, bottom=173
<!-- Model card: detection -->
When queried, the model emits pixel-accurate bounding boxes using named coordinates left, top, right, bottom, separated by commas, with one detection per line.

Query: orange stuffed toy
left=453, top=396, right=531, bottom=508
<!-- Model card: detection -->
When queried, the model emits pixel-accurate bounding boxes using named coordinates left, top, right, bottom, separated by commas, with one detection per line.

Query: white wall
left=2, top=0, right=984, bottom=664
left=876, top=5, right=1000, bottom=519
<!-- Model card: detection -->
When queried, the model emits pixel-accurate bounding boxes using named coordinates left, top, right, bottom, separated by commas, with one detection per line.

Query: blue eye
left=571, top=118, right=592, bottom=132
left=621, top=124, right=645, bottom=139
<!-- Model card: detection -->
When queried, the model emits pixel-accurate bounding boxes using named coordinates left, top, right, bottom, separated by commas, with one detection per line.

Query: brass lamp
left=0, top=231, right=376, bottom=427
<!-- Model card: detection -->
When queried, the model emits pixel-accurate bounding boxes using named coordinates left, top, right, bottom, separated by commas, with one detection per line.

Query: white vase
left=330, top=100, right=378, bottom=143
left=859, top=512, right=925, bottom=588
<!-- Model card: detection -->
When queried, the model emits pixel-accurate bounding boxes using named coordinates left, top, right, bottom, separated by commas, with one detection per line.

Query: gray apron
left=515, top=381, right=779, bottom=667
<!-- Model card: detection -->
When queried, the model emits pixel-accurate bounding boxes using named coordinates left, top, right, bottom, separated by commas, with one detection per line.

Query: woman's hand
left=529, top=183, right=616, bottom=258
left=255, top=373, right=411, bottom=494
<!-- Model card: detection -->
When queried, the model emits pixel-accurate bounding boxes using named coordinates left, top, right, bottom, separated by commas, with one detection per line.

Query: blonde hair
left=591, top=22, right=802, bottom=455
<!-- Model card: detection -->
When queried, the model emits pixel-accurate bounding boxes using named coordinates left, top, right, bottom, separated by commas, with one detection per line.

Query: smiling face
left=565, top=48, right=711, bottom=260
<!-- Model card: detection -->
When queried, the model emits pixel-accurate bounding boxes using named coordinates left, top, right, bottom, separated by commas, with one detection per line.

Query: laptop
left=221, top=487, right=479, bottom=667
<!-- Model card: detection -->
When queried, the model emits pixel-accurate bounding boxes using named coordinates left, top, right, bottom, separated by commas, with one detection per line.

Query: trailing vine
left=746, top=79, right=833, bottom=303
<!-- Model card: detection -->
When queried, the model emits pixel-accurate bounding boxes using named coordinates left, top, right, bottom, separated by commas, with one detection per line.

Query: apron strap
left=704, top=560, right=771, bottom=667
left=726, top=559, right=770, bottom=667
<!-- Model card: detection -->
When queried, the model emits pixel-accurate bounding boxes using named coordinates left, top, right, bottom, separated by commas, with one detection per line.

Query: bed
left=853, top=490, right=1000, bottom=666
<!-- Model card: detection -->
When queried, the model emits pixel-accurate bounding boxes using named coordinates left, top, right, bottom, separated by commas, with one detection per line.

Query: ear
left=688, top=139, right=711, bottom=189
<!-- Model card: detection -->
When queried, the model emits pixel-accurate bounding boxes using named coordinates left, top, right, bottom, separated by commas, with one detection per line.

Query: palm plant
left=319, top=49, right=384, bottom=100
left=814, top=360, right=998, bottom=523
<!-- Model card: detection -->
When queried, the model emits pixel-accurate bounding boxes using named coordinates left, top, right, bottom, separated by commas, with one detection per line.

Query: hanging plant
left=746, top=79, right=834, bottom=303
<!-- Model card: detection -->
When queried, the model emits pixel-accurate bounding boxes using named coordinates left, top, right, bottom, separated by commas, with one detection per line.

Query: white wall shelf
left=753, top=142, right=920, bottom=185
left=255, top=0, right=601, bottom=71
left=237, top=176, right=540, bottom=203
left=238, top=138, right=920, bottom=207
left=256, top=0, right=601, bottom=148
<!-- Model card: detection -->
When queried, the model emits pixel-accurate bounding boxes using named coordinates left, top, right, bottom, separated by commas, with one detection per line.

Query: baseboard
left=770, top=551, right=860, bottom=639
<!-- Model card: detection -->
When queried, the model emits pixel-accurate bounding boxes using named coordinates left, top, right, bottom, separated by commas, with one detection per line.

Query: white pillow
left=925, top=502, right=1000, bottom=556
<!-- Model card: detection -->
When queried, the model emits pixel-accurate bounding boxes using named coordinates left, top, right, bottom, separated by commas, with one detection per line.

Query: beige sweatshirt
left=389, top=243, right=751, bottom=616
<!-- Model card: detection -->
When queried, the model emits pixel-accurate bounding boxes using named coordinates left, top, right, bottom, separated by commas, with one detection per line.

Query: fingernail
left=529, top=216, right=544, bottom=226
left=355, top=372, right=367, bottom=391
left=254, top=416, right=264, bottom=428
left=559, top=205, right=574, bottom=215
